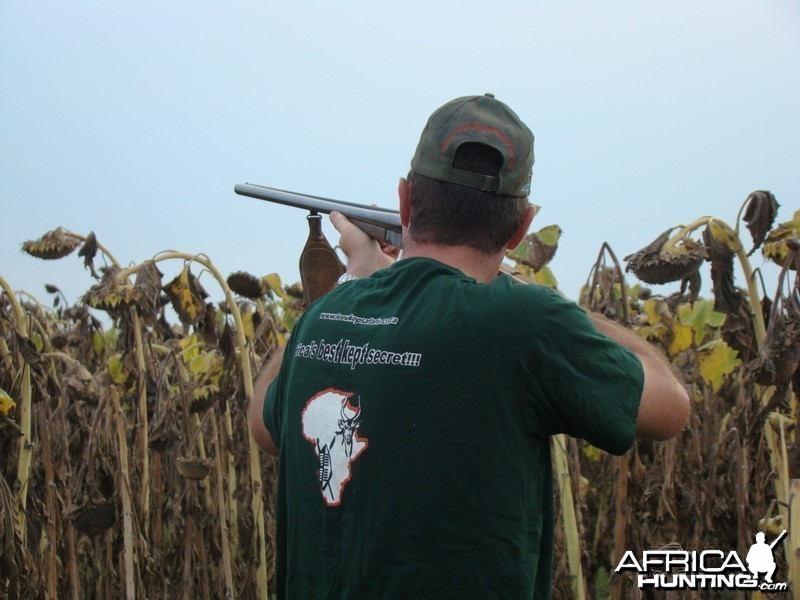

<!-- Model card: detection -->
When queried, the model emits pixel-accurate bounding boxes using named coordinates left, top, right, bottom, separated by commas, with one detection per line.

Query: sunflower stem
left=209, top=409, right=235, bottom=599
left=111, top=385, right=137, bottom=599
left=0, top=275, right=34, bottom=548
left=118, top=251, right=268, bottom=597
left=63, top=229, right=122, bottom=270
left=662, top=217, right=712, bottom=253
left=735, top=246, right=766, bottom=348
left=552, top=434, right=586, bottom=600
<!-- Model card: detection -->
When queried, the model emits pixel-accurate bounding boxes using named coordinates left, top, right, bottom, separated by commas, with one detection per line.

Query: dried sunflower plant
left=1, top=227, right=304, bottom=598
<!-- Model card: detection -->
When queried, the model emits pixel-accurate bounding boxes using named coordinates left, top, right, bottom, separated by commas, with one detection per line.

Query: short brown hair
left=407, top=143, right=529, bottom=254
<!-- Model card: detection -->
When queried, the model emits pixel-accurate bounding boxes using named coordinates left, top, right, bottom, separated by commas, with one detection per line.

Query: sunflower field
left=1, top=190, right=798, bottom=599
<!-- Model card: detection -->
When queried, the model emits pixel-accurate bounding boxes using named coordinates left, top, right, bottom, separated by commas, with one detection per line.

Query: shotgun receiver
left=234, top=182, right=403, bottom=248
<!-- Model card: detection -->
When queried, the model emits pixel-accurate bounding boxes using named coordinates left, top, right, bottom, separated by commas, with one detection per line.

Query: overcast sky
left=1, top=1, right=798, bottom=315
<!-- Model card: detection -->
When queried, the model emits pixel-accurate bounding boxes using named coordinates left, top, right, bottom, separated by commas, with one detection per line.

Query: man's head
left=404, top=94, right=535, bottom=254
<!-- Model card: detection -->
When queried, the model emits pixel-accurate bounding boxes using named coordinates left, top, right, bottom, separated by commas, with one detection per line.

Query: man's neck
left=401, top=242, right=504, bottom=284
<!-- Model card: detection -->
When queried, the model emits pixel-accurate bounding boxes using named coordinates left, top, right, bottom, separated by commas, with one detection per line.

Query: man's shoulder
left=489, top=274, right=562, bottom=304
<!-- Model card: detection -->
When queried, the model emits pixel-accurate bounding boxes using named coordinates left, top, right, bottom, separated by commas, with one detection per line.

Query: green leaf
left=105, top=327, right=118, bottom=351
left=282, top=309, right=298, bottom=332
left=678, top=300, right=726, bottom=345
left=91, top=331, right=105, bottom=356
left=643, top=299, right=670, bottom=325
left=707, top=219, right=742, bottom=253
left=668, top=323, right=694, bottom=356
left=0, top=388, right=15, bottom=416
left=582, top=444, right=604, bottom=462
left=178, top=334, right=202, bottom=361
left=533, top=266, right=558, bottom=288
left=506, top=224, right=562, bottom=271
left=698, top=340, right=741, bottom=391
left=107, top=354, right=129, bottom=384
left=592, top=567, right=612, bottom=600
left=242, top=310, right=256, bottom=340
left=762, top=208, right=800, bottom=268
left=536, top=224, right=562, bottom=246
left=264, top=273, right=290, bottom=301
left=188, top=353, right=214, bottom=376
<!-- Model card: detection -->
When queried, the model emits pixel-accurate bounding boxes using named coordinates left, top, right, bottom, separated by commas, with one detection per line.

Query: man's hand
left=330, top=211, right=397, bottom=278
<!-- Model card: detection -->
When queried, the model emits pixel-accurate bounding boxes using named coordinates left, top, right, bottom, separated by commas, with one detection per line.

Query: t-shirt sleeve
left=528, top=290, right=644, bottom=455
left=263, top=366, right=284, bottom=449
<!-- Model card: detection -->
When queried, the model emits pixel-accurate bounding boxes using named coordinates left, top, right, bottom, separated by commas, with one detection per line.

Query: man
left=250, top=93, right=690, bottom=599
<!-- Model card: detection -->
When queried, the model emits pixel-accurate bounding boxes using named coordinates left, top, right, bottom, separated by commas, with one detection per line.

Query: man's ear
left=398, top=177, right=412, bottom=227
left=506, top=204, right=536, bottom=250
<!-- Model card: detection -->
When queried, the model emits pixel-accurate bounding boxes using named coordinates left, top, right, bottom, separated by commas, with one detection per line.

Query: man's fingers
left=379, top=243, right=401, bottom=259
left=329, top=211, right=396, bottom=277
left=330, top=210, right=374, bottom=252
left=329, top=211, right=352, bottom=233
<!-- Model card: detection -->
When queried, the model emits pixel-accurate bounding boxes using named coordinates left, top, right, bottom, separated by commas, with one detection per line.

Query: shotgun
left=234, top=182, right=403, bottom=248
left=234, top=181, right=534, bottom=285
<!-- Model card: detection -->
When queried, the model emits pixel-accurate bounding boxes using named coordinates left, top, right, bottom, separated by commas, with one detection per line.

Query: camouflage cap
left=410, top=93, right=534, bottom=197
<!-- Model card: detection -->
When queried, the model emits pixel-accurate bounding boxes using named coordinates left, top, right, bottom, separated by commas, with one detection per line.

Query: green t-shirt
left=264, top=257, right=643, bottom=599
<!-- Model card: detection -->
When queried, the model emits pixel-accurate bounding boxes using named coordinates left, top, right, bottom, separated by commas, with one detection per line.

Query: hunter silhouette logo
left=746, top=530, right=786, bottom=583
left=301, top=389, right=368, bottom=506
left=615, top=529, right=789, bottom=592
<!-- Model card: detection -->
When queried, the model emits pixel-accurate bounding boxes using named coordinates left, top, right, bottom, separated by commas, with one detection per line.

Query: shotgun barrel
left=768, top=530, right=788, bottom=550
left=234, top=182, right=403, bottom=248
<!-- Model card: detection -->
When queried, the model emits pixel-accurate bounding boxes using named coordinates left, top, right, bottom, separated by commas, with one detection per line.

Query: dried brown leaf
left=134, top=260, right=164, bottom=324
left=703, top=224, right=744, bottom=316
left=197, top=302, right=218, bottom=346
left=219, top=320, right=236, bottom=371
left=149, top=409, right=181, bottom=452
left=743, top=190, right=779, bottom=256
left=78, top=231, right=99, bottom=278
left=722, top=304, right=757, bottom=364
left=0, top=414, right=23, bottom=437
left=14, top=331, right=40, bottom=365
